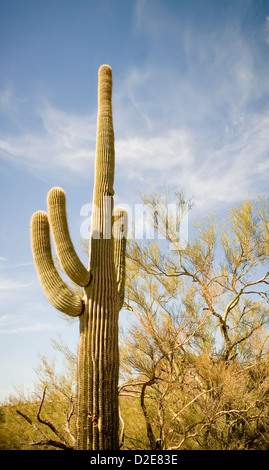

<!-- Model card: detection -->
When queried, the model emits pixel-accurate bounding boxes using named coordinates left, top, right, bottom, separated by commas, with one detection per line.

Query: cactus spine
left=30, top=65, right=127, bottom=450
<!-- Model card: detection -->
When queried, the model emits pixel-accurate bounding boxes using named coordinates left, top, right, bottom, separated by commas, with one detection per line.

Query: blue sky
left=1, top=0, right=269, bottom=401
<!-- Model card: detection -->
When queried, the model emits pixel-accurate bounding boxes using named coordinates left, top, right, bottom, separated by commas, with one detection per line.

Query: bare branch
left=170, top=386, right=215, bottom=424
left=16, top=408, right=74, bottom=450
left=16, top=409, right=47, bottom=440
left=119, top=405, right=125, bottom=449
left=16, top=386, right=74, bottom=450
left=140, top=378, right=158, bottom=450
left=37, top=387, right=70, bottom=447
left=29, top=438, right=74, bottom=450
left=64, top=395, right=76, bottom=445
left=223, top=271, right=269, bottom=322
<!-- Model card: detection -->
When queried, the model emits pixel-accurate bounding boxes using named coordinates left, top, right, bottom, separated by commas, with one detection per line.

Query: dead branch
left=64, top=395, right=76, bottom=445
left=37, top=386, right=71, bottom=447
left=16, top=386, right=74, bottom=450
left=16, top=409, right=47, bottom=440
left=140, top=378, right=158, bottom=450
left=119, top=405, right=125, bottom=449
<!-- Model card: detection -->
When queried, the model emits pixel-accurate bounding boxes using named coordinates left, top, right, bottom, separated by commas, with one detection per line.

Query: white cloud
left=8, top=262, right=34, bottom=268
left=0, top=96, right=96, bottom=178
left=116, top=107, right=269, bottom=210
left=0, top=277, right=32, bottom=291
left=0, top=313, right=60, bottom=334
left=1, top=87, right=269, bottom=211
left=0, top=322, right=57, bottom=334
left=116, top=128, right=194, bottom=170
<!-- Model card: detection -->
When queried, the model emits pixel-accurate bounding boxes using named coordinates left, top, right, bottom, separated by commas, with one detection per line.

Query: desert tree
left=119, top=191, right=269, bottom=450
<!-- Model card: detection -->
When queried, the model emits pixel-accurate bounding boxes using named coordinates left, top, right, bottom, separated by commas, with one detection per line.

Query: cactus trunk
left=77, top=65, right=119, bottom=449
left=30, top=65, right=127, bottom=450
left=77, top=255, right=119, bottom=449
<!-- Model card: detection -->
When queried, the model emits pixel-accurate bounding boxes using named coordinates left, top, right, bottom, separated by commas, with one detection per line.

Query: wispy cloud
left=0, top=314, right=59, bottom=334
left=8, top=262, right=34, bottom=268
left=1, top=83, right=269, bottom=211
left=0, top=277, right=32, bottom=291
left=0, top=95, right=96, bottom=178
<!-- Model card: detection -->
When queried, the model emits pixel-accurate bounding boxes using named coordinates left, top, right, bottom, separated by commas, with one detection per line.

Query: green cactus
left=30, top=65, right=128, bottom=450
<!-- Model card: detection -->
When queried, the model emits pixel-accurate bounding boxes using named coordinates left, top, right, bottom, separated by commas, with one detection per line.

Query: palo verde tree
left=125, top=192, right=269, bottom=363
left=30, top=65, right=128, bottom=450
left=120, top=192, right=269, bottom=450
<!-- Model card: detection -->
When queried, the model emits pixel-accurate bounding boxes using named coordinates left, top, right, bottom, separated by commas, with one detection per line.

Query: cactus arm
left=47, top=187, right=91, bottom=287
left=30, top=211, right=84, bottom=316
left=90, top=65, right=115, bottom=244
left=94, top=64, right=114, bottom=203
left=113, top=207, right=128, bottom=309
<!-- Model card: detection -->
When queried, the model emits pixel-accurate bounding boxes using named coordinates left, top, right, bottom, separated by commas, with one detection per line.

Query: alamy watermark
left=80, top=196, right=188, bottom=251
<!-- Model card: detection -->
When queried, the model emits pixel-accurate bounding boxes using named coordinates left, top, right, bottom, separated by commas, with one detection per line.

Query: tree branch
left=140, top=378, right=158, bottom=450
left=16, top=386, right=74, bottom=450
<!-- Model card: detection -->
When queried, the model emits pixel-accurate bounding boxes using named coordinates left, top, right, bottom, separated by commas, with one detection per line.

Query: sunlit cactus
left=30, top=65, right=128, bottom=450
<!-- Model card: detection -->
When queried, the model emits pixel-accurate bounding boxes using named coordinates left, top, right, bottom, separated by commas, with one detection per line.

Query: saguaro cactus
left=30, top=65, right=128, bottom=450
